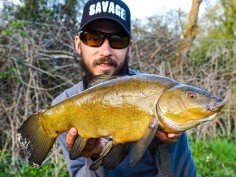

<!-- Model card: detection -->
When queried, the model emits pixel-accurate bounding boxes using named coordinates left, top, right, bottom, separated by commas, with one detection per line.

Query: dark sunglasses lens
left=80, top=31, right=129, bottom=49
left=109, top=35, right=129, bottom=49
left=82, top=32, right=104, bottom=47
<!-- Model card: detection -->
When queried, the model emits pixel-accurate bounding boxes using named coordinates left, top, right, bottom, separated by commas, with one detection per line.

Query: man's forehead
left=84, top=19, right=125, bottom=33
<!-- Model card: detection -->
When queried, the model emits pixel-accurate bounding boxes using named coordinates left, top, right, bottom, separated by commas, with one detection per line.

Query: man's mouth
left=93, top=58, right=118, bottom=68
left=99, top=62, right=113, bottom=66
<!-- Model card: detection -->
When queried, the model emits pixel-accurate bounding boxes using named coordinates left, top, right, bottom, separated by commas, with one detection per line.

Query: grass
left=189, top=137, right=236, bottom=177
left=0, top=149, right=69, bottom=177
left=1, top=137, right=235, bottom=176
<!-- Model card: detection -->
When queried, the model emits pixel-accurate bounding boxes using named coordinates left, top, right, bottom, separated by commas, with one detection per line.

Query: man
left=52, top=0, right=196, bottom=176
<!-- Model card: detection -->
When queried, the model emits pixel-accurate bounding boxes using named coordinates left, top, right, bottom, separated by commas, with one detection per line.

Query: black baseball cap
left=79, top=0, right=131, bottom=36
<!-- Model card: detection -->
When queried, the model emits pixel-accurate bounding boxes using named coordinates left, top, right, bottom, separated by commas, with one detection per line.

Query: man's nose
left=99, top=38, right=112, bottom=57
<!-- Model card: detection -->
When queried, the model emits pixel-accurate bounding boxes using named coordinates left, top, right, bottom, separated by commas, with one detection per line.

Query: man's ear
left=127, top=40, right=133, bottom=58
left=75, top=36, right=81, bottom=55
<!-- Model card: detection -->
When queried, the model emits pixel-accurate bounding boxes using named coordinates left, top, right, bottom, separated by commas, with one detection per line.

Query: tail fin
left=17, top=113, right=55, bottom=167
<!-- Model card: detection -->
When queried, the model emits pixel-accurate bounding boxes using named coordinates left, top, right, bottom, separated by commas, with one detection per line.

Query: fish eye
left=187, top=91, right=197, bottom=99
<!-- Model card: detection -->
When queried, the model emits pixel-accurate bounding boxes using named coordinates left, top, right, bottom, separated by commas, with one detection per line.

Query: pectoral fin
left=69, top=135, right=87, bottom=160
left=130, top=121, right=158, bottom=168
left=89, top=140, right=114, bottom=171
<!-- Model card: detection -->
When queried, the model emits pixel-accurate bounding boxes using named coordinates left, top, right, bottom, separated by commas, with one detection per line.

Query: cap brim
left=79, top=17, right=131, bottom=36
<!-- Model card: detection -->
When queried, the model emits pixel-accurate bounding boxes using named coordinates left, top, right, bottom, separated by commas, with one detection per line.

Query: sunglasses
left=79, top=30, right=130, bottom=49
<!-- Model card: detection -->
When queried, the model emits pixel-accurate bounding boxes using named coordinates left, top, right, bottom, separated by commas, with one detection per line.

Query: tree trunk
left=175, top=0, right=202, bottom=79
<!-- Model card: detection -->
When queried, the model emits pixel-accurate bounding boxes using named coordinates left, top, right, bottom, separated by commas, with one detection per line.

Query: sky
left=125, top=0, right=194, bottom=19
left=125, top=0, right=218, bottom=20
left=2, top=0, right=214, bottom=20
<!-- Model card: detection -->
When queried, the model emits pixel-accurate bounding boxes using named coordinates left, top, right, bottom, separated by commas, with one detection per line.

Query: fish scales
left=40, top=75, right=173, bottom=142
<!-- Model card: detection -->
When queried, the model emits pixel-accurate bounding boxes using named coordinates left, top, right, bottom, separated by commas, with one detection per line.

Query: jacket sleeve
left=156, top=132, right=196, bottom=177
left=52, top=82, right=105, bottom=177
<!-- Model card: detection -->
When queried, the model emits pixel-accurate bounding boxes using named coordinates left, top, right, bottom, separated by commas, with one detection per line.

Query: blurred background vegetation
left=0, top=0, right=235, bottom=176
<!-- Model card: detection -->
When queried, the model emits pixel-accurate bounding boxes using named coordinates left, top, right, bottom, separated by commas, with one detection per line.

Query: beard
left=80, top=52, right=130, bottom=89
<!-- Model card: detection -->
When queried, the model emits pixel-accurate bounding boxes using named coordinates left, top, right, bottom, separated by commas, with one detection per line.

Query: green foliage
left=0, top=59, right=26, bottom=81
left=9, top=0, right=87, bottom=29
left=190, top=137, right=236, bottom=177
left=189, top=40, right=236, bottom=72
left=0, top=66, right=17, bottom=79
left=0, top=149, right=11, bottom=175
left=14, top=0, right=51, bottom=23
left=191, top=0, right=236, bottom=67
left=53, top=0, right=78, bottom=27
left=0, top=149, right=69, bottom=177
left=18, top=164, right=69, bottom=177
left=1, top=19, right=26, bottom=37
left=199, top=0, right=236, bottom=40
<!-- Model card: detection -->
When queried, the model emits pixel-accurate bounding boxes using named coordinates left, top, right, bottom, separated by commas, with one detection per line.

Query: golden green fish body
left=18, top=74, right=224, bottom=167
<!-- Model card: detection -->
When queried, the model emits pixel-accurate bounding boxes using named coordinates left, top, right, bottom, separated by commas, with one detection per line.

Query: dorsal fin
left=87, top=74, right=118, bottom=88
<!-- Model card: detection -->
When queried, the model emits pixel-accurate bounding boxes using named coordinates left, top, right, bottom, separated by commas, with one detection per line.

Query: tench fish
left=18, top=74, right=224, bottom=170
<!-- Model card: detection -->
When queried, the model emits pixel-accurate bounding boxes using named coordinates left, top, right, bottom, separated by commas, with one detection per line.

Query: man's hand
left=155, top=130, right=183, bottom=144
left=66, top=128, right=108, bottom=159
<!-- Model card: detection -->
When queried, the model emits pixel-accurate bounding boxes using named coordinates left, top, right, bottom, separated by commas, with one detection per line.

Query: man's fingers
left=66, top=128, right=78, bottom=150
left=156, top=131, right=169, bottom=142
left=65, top=128, right=108, bottom=159
left=156, top=130, right=183, bottom=144
left=90, top=138, right=108, bottom=159
left=167, top=132, right=183, bottom=139
left=80, top=138, right=108, bottom=158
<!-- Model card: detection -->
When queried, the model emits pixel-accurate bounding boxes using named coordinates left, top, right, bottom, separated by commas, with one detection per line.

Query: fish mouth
left=208, top=99, right=225, bottom=112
